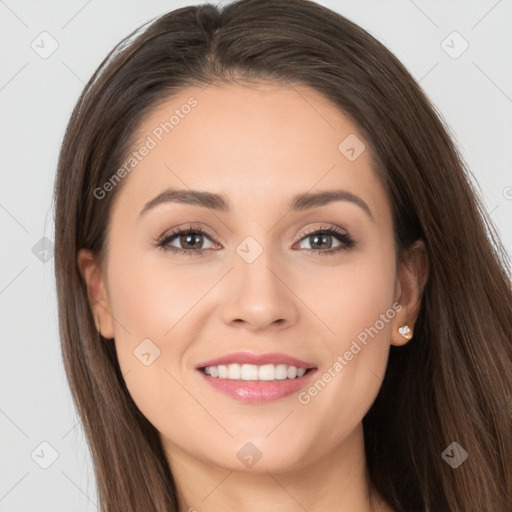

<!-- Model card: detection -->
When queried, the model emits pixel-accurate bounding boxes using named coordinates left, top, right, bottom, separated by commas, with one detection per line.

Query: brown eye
left=295, top=227, right=355, bottom=256
left=157, top=226, right=217, bottom=256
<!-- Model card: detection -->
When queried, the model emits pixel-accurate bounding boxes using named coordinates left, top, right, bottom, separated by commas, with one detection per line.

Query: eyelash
left=156, top=223, right=355, bottom=258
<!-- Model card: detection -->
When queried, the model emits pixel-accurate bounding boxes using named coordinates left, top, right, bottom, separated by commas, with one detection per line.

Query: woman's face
left=80, top=81, right=421, bottom=473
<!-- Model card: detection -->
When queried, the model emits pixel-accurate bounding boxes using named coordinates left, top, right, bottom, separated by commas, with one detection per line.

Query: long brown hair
left=53, top=0, right=512, bottom=510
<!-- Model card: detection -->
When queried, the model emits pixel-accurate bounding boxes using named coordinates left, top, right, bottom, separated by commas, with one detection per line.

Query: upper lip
left=195, top=351, right=317, bottom=370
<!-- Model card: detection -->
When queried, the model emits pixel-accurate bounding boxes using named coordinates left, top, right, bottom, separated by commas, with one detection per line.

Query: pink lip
left=198, top=369, right=318, bottom=403
left=195, top=351, right=316, bottom=370
left=195, top=351, right=318, bottom=403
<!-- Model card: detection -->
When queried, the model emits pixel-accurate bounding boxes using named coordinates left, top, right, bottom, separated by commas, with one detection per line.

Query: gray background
left=1, top=0, right=511, bottom=510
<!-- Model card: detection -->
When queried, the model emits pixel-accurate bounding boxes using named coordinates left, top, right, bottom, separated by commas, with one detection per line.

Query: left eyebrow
left=139, top=187, right=375, bottom=222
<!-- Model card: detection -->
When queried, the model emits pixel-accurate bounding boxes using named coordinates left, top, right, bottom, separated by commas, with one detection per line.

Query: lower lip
left=198, top=369, right=317, bottom=403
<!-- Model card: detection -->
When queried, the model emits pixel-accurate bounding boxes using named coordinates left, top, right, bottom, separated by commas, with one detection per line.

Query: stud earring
left=398, top=324, right=413, bottom=340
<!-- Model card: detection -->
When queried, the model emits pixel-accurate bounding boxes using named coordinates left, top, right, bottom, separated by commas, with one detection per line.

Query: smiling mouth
left=200, top=363, right=316, bottom=381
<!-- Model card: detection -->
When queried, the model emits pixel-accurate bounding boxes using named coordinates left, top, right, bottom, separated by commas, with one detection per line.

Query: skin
left=78, top=81, right=428, bottom=512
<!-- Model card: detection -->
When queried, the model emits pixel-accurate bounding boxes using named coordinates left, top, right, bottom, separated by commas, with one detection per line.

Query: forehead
left=116, top=81, right=388, bottom=219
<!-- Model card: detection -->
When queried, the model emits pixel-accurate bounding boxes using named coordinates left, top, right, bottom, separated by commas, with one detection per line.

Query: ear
left=391, top=239, right=429, bottom=346
left=77, top=248, right=115, bottom=339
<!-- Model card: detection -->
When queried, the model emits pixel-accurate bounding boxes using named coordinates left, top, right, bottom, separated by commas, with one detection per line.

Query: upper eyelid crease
left=139, top=188, right=375, bottom=223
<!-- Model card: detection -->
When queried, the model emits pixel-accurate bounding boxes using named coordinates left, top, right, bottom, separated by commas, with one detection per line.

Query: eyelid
left=297, top=224, right=349, bottom=238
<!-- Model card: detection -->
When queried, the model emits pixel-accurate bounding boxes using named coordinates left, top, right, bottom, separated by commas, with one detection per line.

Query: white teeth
left=218, top=365, right=228, bottom=378
left=259, top=364, right=275, bottom=380
left=203, top=363, right=311, bottom=381
left=227, top=363, right=241, bottom=379
left=240, top=364, right=259, bottom=381
left=275, top=364, right=288, bottom=380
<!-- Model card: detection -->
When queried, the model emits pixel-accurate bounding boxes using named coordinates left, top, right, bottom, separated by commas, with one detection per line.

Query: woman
left=53, top=0, right=512, bottom=510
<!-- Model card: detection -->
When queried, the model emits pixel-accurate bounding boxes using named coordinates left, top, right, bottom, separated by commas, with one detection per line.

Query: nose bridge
left=241, top=243, right=277, bottom=286
left=220, top=232, right=298, bottom=329
left=234, top=233, right=284, bottom=300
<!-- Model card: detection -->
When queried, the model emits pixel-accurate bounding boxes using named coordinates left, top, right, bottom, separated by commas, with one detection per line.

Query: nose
left=220, top=249, right=299, bottom=332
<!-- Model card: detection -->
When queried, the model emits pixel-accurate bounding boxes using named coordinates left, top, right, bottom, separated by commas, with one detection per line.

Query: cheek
left=297, top=250, right=397, bottom=430
left=105, top=249, right=220, bottom=396
left=336, top=263, right=396, bottom=341
left=304, top=245, right=397, bottom=350
left=339, top=258, right=396, bottom=380
left=107, top=245, right=215, bottom=343
left=106, top=253, right=210, bottom=427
